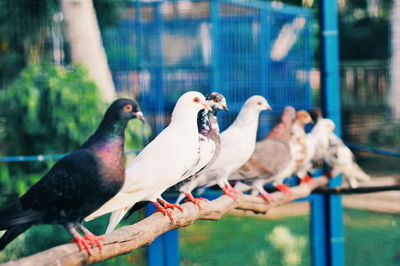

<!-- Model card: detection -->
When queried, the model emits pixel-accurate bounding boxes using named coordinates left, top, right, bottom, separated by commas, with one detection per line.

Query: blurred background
left=0, top=0, right=399, bottom=265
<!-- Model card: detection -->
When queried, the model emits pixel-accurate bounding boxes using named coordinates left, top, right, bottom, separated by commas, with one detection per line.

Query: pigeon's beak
left=202, top=102, right=212, bottom=111
left=135, top=111, right=146, bottom=122
left=222, top=105, right=229, bottom=112
left=265, top=104, right=272, bottom=111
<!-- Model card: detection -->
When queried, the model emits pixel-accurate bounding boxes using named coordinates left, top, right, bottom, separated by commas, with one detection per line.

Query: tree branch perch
left=1, top=176, right=329, bottom=266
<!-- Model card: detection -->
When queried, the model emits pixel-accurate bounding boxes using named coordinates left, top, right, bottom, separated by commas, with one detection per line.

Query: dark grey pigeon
left=0, top=98, right=144, bottom=254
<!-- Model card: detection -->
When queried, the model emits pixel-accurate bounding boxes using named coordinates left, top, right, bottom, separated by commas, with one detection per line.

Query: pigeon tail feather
left=0, top=202, right=41, bottom=230
left=105, top=208, right=129, bottom=233
left=85, top=192, right=140, bottom=222
left=0, top=223, right=32, bottom=251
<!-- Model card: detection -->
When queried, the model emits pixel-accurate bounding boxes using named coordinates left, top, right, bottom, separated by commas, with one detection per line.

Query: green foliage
left=368, top=122, right=400, bottom=150
left=339, top=17, right=389, bottom=60
left=0, top=63, right=104, bottom=159
left=93, top=0, right=131, bottom=30
left=0, top=63, right=146, bottom=206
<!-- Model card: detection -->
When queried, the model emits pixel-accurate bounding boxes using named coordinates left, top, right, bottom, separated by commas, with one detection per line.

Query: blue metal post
left=310, top=194, right=328, bottom=266
left=146, top=204, right=166, bottom=266
left=154, top=2, right=165, bottom=135
left=259, top=9, right=270, bottom=97
left=259, top=9, right=271, bottom=134
left=320, top=0, right=342, bottom=135
left=146, top=202, right=180, bottom=266
left=210, top=0, right=221, bottom=92
left=320, top=1, right=344, bottom=266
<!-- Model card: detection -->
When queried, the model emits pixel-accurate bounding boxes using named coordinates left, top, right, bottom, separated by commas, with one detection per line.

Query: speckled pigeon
left=173, top=92, right=228, bottom=209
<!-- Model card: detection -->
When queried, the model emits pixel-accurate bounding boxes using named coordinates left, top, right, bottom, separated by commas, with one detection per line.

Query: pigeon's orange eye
left=193, top=97, right=200, bottom=103
left=213, top=98, right=219, bottom=103
left=257, top=102, right=262, bottom=105
left=124, top=105, right=133, bottom=112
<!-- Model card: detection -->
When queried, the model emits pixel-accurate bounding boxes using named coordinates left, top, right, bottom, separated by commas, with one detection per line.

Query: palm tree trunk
left=61, top=0, right=116, bottom=102
left=390, top=0, right=400, bottom=119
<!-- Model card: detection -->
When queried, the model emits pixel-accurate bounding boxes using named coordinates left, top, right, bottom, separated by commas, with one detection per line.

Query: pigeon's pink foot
left=70, top=234, right=93, bottom=255
left=258, top=192, right=276, bottom=203
left=275, top=184, right=293, bottom=198
left=300, top=174, right=313, bottom=184
left=152, top=201, right=175, bottom=222
left=158, top=198, right=184, bottom=212
left=183, top=192, right=206, bottom=210
left=222, top=185, right=239, bottom=201
left=226, top=183, right=243, bottom=196
left=82, top=232, right=105, bottom=252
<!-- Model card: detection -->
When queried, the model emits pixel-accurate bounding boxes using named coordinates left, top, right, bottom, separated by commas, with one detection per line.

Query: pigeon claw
left=152, top=201, right=175, bottom=223
left=258, top=192, right=276, bottom=204
left=226, top=183, right=243, bottom=196
left=183, top=192, right=205, bottom=210
left=83, top=233, right=105, bottom=253
left=222, top=186, right=239, bottom=201
left=71, top=234, right=94, bottom=255
left=158, top=198, right=184, bottom=213
left=275, top=184, right=293, bottom=198
left=300, top=174, right=313, bottom=184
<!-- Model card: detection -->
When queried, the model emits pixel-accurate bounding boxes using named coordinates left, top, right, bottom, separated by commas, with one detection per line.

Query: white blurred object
left=324, top=134, right=371, bottom=188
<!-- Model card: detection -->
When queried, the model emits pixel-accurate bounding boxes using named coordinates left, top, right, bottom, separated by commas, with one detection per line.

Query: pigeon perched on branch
left=196, top=95, right=271, bottom=199
left=230, top=106, right=295, bottom=181
left=0, top=99, right=144, bottom=254
left=173, top=92, right=228, bottom=209
left=324, top=133, right=371, bottom=187
left=295, top=118, right=336, bottom=183
left=85, top=91, right=211, bottom=233
left=229, top=106, right=295, bottom=201
left=235, top=110, right=312, bottom=202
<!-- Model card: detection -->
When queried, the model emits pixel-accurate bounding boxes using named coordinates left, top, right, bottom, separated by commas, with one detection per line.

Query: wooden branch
left=1, top=176, right=329, bottom=266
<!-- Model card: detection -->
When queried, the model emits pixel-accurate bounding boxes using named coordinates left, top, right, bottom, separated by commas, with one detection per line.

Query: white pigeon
left=228, top=106, right=296, bottom=201
left=295, top=118, right=336, bottom=182
left=85, top=91, right=211, bottom=233
left=173, top=92, right=228, bottom=208
left=324, top=133, right=371, bottom=188
left=195, top=95, right=272, bottom=199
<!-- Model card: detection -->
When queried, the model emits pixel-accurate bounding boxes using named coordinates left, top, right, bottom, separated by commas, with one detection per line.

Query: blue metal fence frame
left=317, top=1, right=344, bottom=266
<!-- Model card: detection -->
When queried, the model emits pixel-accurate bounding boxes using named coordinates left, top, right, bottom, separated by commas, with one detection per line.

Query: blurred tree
left=61, top=0, right=116, bottom=102
left=0, top=63, right=104, bottom=171
left=0, top=0, right=130, bottom=95
left=389, top=0, right=400, bottom=119
left=339, top=0, right=390, bottom=60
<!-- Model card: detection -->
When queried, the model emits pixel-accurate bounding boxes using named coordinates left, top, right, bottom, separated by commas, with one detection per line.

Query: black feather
left=0, top=224, right=32, bottom=250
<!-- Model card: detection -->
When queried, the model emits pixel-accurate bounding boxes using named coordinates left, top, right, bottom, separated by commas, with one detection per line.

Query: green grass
left=343, top=209, right=400, bottom=266
left=180, top=214, right=311, bottom=266
left=179, top=209, right=400, bottom=266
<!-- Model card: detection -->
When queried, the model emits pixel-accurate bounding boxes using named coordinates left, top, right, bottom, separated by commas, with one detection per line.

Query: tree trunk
left=61, top=0, right=116, bottom=102
left=390, top=0, right=400, bottom=119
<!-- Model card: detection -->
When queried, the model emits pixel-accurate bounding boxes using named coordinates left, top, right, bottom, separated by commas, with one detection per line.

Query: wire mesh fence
left=103, top=0, right=313, bottom=136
